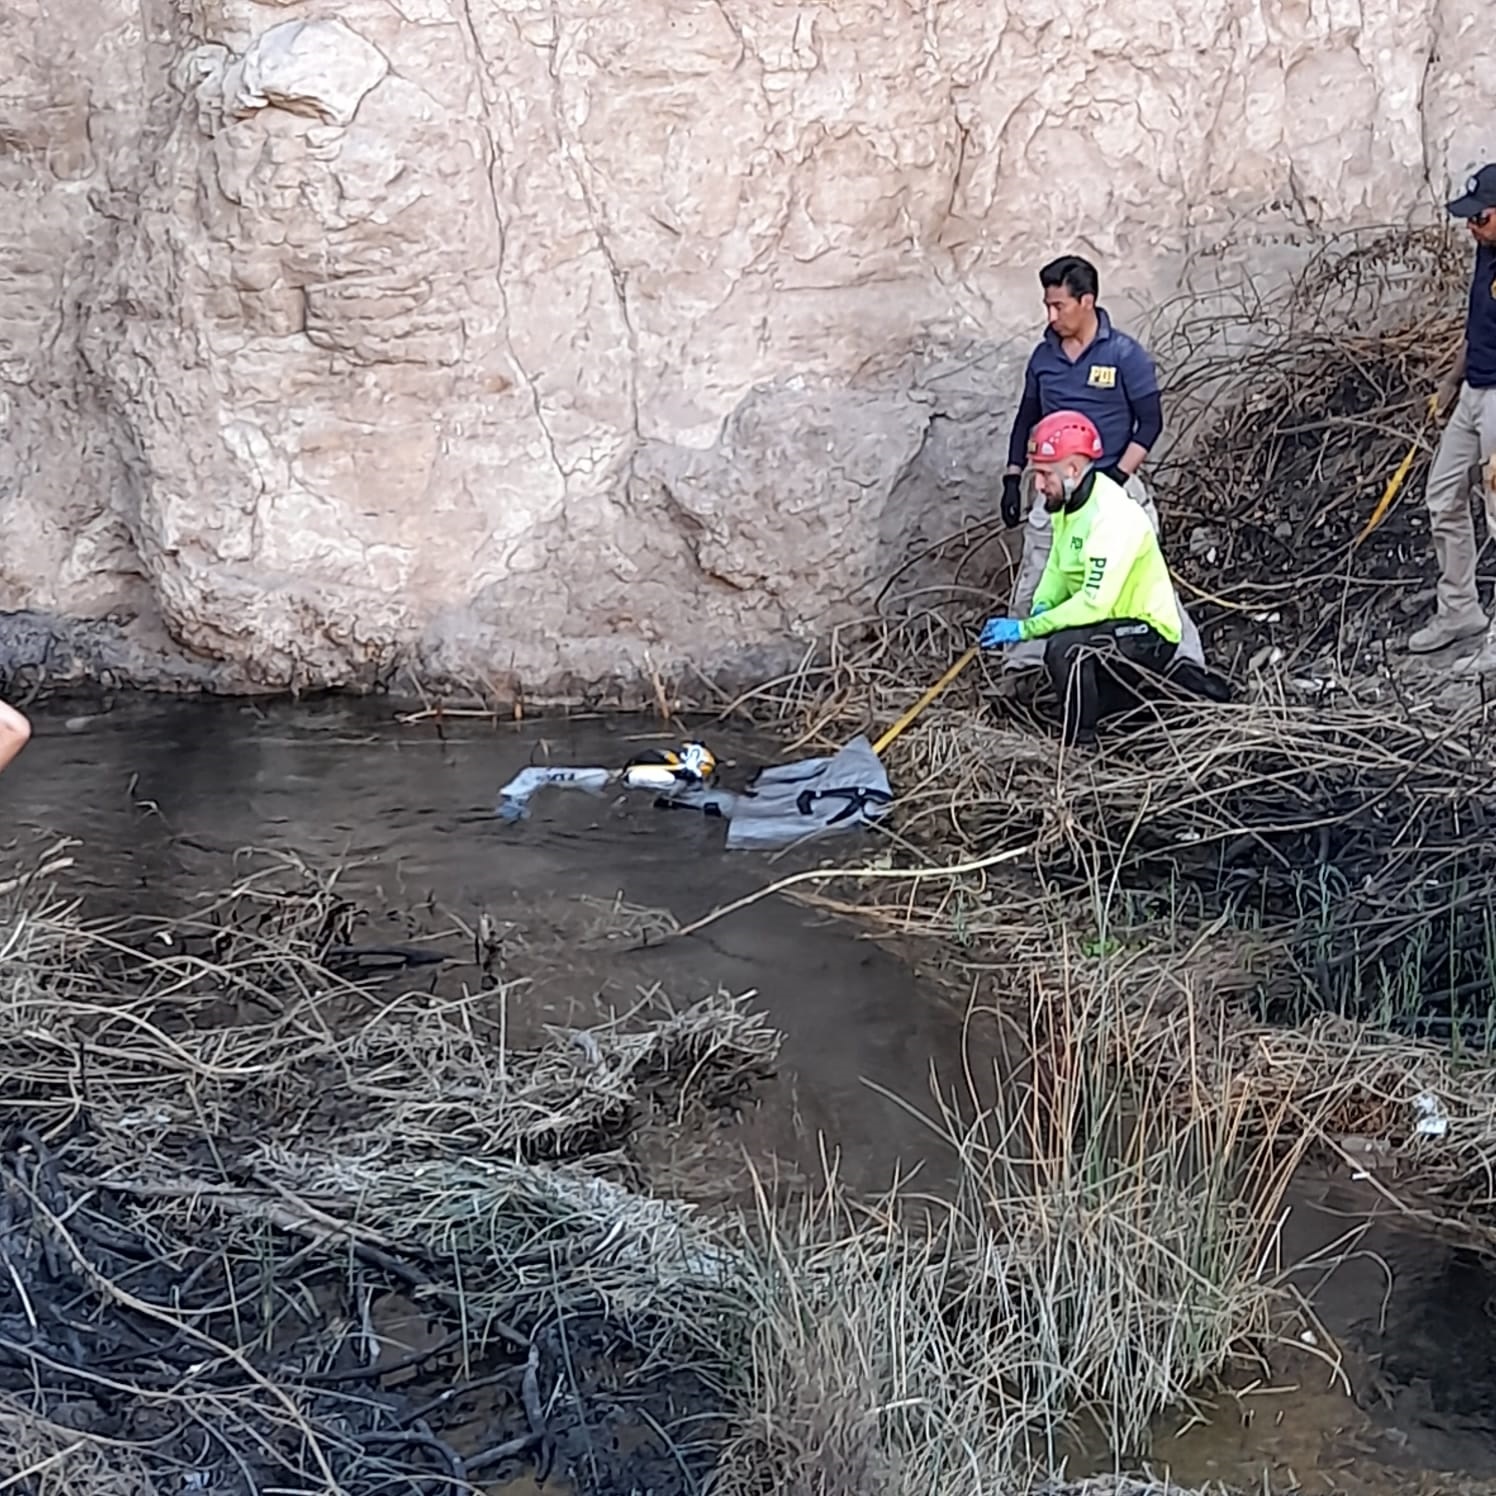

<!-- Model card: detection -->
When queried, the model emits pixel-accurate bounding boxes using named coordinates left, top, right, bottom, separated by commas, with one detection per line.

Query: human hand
left=1001, top=473, right=1023, bottom=529
left=979, top=616, right=1023, bottom=649
left=1432, top=383, right=1459, bottom=422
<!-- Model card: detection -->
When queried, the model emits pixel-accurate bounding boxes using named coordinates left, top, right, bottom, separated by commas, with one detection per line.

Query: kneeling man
left=979, top=410, right=1204, bottom=743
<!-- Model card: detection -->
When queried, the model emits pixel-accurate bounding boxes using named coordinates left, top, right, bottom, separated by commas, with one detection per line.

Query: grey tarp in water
left=661, top=734, right=893, bottom=851
left=494, top=737, right=893, bottom=851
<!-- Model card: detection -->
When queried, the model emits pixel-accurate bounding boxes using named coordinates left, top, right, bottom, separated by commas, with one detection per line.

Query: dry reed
left=712, top=962, right=1311, bottom=1496
left=0, top=847, right=1295, bottom=1496
left=0, top=1397, right=155, bottom=1496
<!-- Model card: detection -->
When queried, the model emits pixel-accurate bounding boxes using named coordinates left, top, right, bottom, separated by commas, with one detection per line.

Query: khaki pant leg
left=1475, top=387, right=1496, bottom=546
left=1425, top=384, right=1487, bottom=624
left=1124, top=474, right=1205, bottom=667
left=1003, top=485, right=1053, bottom=672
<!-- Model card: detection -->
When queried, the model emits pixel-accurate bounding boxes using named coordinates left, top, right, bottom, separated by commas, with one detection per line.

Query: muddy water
left=3, top=695, right=983, bottom=1198
left=7, top=695, right=1496, bottom=1493
left=1139, top=1165, right=1496, bottom=1495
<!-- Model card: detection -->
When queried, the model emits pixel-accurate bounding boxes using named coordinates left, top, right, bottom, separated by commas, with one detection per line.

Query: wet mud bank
left=5, top=694, right=1496, bottom=1493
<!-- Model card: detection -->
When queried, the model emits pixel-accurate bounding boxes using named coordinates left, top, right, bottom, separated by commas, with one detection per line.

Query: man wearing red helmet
left=997, top=255, right=1203, bottom=684
left=979, top=410, right=1201, bottom=744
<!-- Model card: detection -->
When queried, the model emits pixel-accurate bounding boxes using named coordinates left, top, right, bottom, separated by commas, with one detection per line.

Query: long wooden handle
left=1353, top=439, right=1419, bottom=548
left=871, top=644, right=979, bottom=756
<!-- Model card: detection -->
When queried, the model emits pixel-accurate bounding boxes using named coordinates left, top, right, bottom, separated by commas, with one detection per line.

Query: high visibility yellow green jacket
left=1017, top=472, right=1183, bottom=644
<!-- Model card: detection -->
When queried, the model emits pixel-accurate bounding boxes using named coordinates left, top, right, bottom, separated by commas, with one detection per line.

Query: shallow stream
left=6, top=694, right=1496, bottom=1494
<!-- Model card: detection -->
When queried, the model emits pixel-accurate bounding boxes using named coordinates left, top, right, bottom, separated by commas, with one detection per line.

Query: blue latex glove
left=979, top=616, right=1023, bottom=649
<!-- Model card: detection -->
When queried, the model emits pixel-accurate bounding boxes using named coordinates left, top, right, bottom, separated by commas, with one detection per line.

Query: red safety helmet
left=1027, top=410, right=1103, bottom=466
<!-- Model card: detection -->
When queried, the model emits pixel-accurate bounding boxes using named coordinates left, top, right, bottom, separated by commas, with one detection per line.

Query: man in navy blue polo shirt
left=1413, top=164, right=1496, bottom=664
left=997, top=255, right=1202, bottom=678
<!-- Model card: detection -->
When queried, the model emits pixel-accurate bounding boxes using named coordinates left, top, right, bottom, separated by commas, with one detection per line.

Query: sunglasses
left=1474, top=210, right=1495, bottom=228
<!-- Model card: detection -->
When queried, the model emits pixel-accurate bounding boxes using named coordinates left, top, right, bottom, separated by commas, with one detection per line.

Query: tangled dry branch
left=1143, top=225, right=1468, bottom=675
left=0, top=849, right=1302, bottom=1496
left=0, top=854, right=783, bottom=1495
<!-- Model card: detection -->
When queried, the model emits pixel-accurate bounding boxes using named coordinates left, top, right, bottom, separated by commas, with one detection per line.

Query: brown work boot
left=1408, top=612, right=1488, bottom=654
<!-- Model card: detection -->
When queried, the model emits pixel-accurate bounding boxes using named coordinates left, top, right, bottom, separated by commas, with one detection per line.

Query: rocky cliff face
left=1, top=0, right=1491, bottom=698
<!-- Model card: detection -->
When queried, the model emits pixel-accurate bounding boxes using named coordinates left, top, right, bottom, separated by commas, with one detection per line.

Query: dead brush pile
left=1147, top=224, right=1469, bottom=676
left=0, top=853, right=779, bottom=1495
left=720, top=625, right=1496, bottom=1042
left=0, top=850, right=1297, bottom=1496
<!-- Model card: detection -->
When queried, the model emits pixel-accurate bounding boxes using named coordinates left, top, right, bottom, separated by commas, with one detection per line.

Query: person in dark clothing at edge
left=978, top=411, right=1225, bottom=745
left=997, top=255, right=1203, bottom=682
left=1410, top=164, right=1496, bottom=668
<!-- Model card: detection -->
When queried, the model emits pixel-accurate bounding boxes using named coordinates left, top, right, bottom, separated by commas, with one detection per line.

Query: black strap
left=794, top=785, right=894, bottom=824
left=1063, top=467, right=1099, bottom=514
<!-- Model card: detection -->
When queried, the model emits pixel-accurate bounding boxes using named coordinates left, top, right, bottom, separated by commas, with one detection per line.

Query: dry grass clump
left=0, top=1398, right=155, bottom=1496
left=0, top=861, right=777, bottom=1172
left=1138, top=1002, right=1496, bottom=1225
left=244, top=1147, right=747, bottom=1356
left=708, top=676, right=1496, bottom=1051
left=713, top=969, right=1311, bottom=1496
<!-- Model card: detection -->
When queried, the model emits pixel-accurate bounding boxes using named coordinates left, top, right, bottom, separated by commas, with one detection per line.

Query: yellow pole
left=871, top=644, right=979, bottom=756
left=1354, top=394, right=1438, bottom=550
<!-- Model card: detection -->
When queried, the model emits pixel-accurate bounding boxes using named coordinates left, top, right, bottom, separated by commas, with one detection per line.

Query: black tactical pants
left=1042, top=619, right=1177, bottom=745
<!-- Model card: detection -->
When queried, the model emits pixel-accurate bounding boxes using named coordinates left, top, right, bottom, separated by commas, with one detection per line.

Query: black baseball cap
left=1448, top=164, right=1496, bottom=218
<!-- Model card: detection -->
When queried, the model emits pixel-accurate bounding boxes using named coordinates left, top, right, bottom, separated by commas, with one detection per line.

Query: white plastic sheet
left=494, top=764, right=613, bottom=821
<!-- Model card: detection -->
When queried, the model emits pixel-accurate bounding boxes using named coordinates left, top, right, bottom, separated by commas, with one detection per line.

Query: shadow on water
left=10, top=695, right=1496, bottom=1492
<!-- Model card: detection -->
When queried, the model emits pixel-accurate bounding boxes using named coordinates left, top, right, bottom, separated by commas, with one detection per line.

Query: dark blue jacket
left=1006, top=309, right=1163, bottom=469
left=1468, top=245, right=1496, bottom=389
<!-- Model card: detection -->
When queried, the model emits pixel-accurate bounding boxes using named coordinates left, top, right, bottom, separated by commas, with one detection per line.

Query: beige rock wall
left=1, top=0, right=1492, bottom=696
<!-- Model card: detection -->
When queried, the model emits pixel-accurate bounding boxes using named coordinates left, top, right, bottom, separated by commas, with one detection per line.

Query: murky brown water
left=1136, top=1162, right=1496, bottom=1495
left=6, top=694, right=1496, bottom=1493
left=4, top=694, right=983, bottom=1197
